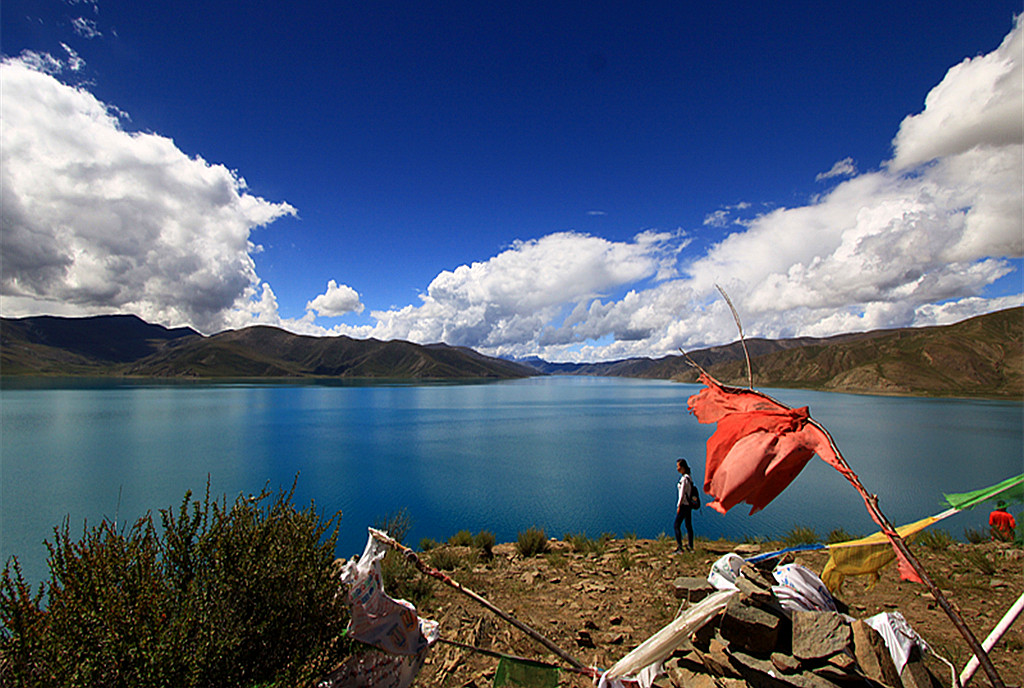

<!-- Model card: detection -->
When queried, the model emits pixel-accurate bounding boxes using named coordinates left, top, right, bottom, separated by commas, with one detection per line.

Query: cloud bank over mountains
left=2, top=17, right=1021, bottom=360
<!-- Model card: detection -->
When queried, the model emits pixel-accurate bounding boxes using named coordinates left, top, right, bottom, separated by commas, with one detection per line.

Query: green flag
left=493, top=657, right=559, bottom=688
left=943, top=473, right=1024, bottom=511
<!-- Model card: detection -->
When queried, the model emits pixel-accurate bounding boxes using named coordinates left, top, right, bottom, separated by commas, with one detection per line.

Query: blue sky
left=2, top=2, right=1022, bottom=361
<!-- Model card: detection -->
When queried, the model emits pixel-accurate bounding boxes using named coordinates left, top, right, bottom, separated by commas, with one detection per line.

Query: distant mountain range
left=0, top=314, right=535, bottom=380
left=516, top=307, right=1023, bottom=398
left=1, top=308, right=1021, bottom=397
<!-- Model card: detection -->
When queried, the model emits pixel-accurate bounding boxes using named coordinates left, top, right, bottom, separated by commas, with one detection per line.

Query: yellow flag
left=821, top=514, right=942, bottom=592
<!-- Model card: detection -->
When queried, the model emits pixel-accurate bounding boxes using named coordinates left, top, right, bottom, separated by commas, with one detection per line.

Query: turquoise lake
left=1, top=376, right=1021, bottom=585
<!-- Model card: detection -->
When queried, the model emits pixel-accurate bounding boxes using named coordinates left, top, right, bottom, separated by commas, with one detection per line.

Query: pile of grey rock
left=665, top=564, right=943, bottom=688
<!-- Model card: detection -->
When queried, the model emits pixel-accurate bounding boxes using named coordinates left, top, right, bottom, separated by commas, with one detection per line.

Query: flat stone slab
left=792, top=611, right=851, bottom=661
left=720, top=597, right=781, bottom=655
left=673, top=576, right=715, bottom=602
left=851, top=619, right=901, bottom=687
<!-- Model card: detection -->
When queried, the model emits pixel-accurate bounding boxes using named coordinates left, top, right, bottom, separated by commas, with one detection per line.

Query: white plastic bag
left=340, top=531, right=439, bottom=656
left=707, top=553, right=745, bottom=591
left=772, top=562, right=837, bottom=613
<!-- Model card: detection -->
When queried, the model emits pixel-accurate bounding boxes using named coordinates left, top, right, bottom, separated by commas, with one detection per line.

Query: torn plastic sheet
left=865, top=611, right=930, bottom=674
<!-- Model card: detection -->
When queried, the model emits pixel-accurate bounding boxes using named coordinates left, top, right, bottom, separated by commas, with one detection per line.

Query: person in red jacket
left=989, top=501, right=1016, bottom=541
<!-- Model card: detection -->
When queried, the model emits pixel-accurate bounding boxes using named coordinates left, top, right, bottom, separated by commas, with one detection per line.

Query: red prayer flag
left=688, top=372, right=848, bottom=514
left=687, top=371, right=922, bottom=583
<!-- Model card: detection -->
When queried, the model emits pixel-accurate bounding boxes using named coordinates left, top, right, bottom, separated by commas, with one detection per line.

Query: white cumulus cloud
left=71, top=17, right=102, bottom=39
left=815, top=157, right=857, bottom=181
left=0, top=56, right=297, bottom=333
left=351, top=231, right=680, bottom=352
left=3, top=15, right=1022, bottom=363
left=306, top=280, right=364, bottom=317
left=890, top=16, right=1024, bottom=171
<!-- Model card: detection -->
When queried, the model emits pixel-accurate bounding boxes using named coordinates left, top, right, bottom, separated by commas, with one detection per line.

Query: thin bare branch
left=715, top=284, right=753, bottom=389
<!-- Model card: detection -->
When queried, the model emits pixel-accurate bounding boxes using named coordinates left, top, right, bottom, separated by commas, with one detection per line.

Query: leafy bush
left=782, top=526, right=819, bottom=546
left=473, top=530, right=496, bottom=552
left=564, top=531, right=612, bottom=556
left=448, top=530, right=474, bottom=547
left=428, top=546, right=463, bottom=571
left=374, top=508, right=412, bottom=544
left=419, top=537, right=440, bottom=551
left=374, top=509, right=432, bottom=606
left=963, top=527, right=987, bottom=544
left=516, top=527, right=549, bottom=557
left=0, top=482, right=349, bottom=687
left=917, top=528, right=955, bottom=550
left=956, top=549, right=996, bottom=576
left=826, top=528, right=857, bottom=544
left=563, top=532, right=591, bottom=553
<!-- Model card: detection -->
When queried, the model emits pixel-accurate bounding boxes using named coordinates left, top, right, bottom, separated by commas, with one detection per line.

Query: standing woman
left=674, top=458, right=695, bottom=553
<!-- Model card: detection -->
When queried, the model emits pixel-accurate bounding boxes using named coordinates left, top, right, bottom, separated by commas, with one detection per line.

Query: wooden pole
left=367, top=528, right=594, bottom=676
left=693, top=290, right=1005, bottom=688
left=813, top=424, right=1006, bottom=688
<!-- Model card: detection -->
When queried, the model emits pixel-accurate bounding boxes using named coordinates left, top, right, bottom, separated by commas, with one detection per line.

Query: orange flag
left=687, top=372, right=922, bottom=583
left=688, top=372, right=847, bottom=514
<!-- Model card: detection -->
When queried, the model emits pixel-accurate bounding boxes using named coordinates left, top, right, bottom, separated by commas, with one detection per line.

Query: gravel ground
left=408, top=537, right=1022, bottom=687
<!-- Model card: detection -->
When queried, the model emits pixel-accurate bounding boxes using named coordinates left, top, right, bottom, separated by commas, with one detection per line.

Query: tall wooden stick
left=701, top=290, right=1004, bottom=687
left=684, top=354, right=1004, bottom=685
left=810, top=421, right=1005, bottom=688
left=367, top=528, right=594, bottom=675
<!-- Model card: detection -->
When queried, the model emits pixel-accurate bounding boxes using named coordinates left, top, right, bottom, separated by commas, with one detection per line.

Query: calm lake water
left=1, top=376, right=1021, bottom=585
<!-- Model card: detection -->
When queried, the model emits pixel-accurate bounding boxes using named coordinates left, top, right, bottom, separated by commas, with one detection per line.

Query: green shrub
left=448, top=530, right=474, bottom=547
left=782, top=526, right=819, bottom=547
left=563, top=531, right=613, bottom=556
left=374, top=509, right=432, bottom=607
left=917, top=529, right=955, bottom=550
left=473, top=531, right=496, bottom=555
left=374, top=508, right=412, bottom=544
left=827, top=528, right=857, bottom=544
left=564, top=532, right=591, bottom=553
left=419, top=537, right=440, bottom=551
left=516, top=527, right=549, bottom=557
left=0, top=482, right=349, bottom=687
left=963, top=527, right=987, bottom=544
left=428, top=546, right=463, bottom=571
left=956, top=549, right=996, bottom=576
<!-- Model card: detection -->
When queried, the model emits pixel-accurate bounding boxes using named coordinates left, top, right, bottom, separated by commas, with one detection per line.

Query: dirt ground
left=410, top=537, right=1022, bottom=687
